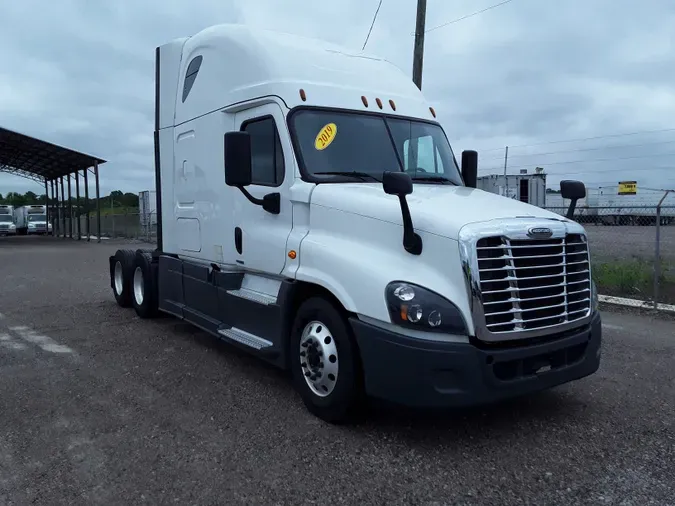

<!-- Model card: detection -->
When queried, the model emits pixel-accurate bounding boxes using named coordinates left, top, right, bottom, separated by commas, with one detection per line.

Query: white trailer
left=476, top=173, right=547, bottom=207
left=14, top=205, right=51, bottom=235
left=139, top=190, right=157, bottom=237
left=0, top=205, right=16, bottom=236
left=584, top=187, right=675, bottom=225
left=107, top=24, right=602, bottom=423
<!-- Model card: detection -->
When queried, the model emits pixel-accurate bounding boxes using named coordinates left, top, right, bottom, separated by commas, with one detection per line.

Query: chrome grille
left=0, top=224, right=8, bottom=230
left=476, top=234, right=591, bottom=333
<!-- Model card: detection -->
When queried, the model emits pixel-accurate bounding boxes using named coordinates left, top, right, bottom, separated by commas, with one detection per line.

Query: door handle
left=234, top=227, right=242, bottom=254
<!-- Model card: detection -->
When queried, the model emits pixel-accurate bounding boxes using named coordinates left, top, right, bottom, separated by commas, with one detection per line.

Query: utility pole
left=412, top=0, right=427, bottom=90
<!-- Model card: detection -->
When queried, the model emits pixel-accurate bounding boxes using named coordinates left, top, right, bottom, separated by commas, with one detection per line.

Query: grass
left=593, top=257, right=675, bottom=304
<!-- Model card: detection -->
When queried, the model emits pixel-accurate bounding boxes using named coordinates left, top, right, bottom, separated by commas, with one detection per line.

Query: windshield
left=289, top=109, right=463, bottom=185
left=28, top=214, right=46, bottom=222
left=0, top=215, right=12, bottom=223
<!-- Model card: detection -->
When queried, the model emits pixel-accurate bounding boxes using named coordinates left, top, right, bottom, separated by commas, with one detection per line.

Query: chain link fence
left=51, top=210, right=157, bottom=243
left=53, top=204, right=675, bottom=305
left=545, top=205, right=675, bottom=305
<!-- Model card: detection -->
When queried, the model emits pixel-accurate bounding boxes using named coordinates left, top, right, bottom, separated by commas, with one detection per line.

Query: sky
left=0, top=0, right=674, bottom=199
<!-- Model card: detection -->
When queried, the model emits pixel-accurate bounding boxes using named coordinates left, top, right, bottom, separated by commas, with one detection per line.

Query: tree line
left=0, top=190, right=140, bottom=209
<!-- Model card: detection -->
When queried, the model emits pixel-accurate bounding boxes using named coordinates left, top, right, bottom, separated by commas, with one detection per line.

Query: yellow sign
left=314, top=123, right=337, bottom=151
left=618, top=181, right=637, bottom=195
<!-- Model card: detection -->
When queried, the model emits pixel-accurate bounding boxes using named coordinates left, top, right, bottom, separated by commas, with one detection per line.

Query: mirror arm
left=566, top=198, right=578, bottom=220
left=237, top=187, right=281, bottom=215
left=237, top=186, right=263, bottom=206
left=398, top=196, right=423, bottom=255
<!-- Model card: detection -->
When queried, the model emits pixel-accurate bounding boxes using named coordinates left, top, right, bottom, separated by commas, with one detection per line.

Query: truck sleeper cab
left=108, top=24, right=601, bottom=423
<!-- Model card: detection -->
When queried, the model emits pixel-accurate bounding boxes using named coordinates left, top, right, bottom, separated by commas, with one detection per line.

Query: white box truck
left=14, top=204, right=51, bottom=235
left=108, top=24, right=601, bottom=423
left=0, top=205, right=16, bottom=236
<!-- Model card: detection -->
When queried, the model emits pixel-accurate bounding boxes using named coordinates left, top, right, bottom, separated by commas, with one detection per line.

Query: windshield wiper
left=314, top=171, right=381, bottom=182
left=410, top=175, right=457, bottom=185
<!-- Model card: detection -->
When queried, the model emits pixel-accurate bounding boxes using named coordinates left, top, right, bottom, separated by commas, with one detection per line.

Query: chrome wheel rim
left=133, top=266, right=144, bottom=305
left=300, top=320, right=339, bottom=397
left=114, top=261, right=124, bottom=295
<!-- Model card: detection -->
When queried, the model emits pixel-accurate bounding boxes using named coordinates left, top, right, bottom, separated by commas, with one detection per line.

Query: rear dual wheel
left=111, top=249, right=158, bottom=318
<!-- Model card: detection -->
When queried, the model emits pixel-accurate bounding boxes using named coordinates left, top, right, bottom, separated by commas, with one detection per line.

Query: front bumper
left=351, top=312, right=602, bottom=408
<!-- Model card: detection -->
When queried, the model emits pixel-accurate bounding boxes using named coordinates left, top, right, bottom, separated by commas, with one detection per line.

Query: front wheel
left=290, top=297, right=364, bottom=424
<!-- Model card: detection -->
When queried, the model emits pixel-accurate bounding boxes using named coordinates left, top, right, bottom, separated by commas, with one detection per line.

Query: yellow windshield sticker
left=314, top=123, right=337, bottom=150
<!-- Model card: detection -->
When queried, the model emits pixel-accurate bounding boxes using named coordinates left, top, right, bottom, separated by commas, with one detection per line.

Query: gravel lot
left=0, top=236, right=674, bottom=505
left=583, top=225, right=675, bottom=262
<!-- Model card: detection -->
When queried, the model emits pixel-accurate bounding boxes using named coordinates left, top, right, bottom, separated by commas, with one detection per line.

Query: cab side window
left=241, top=116, right=285, bottom=187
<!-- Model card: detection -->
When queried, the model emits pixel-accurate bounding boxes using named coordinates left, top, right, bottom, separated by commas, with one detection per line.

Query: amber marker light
left=288, top=250, right=297, bottom=259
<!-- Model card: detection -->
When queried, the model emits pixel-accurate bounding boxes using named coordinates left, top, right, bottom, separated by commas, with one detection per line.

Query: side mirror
left=224, top=131, right=252, bottom=187
left=382, top=171, right=421, bottom=255
left=560, top=180, right=586, bottom=200
left=461, top=150, right=478, bottom=188
left=560, top=180, right=586, bottom=220
left=382, top=171, right=413, bottom=196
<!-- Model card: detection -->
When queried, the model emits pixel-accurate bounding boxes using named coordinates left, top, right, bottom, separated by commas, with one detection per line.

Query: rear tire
left=111, top=249, right=135, bottom=307
left=131, top=250, right=159, bottom=319
left=290, top=297, right=364, bottom=424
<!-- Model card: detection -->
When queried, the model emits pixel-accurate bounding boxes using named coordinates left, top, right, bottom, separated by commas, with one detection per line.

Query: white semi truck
left=14, top=205, right=51, bottom=235
left=108, top=24, right=601, bottom=423
left=0, top=205, right=16, bottom=236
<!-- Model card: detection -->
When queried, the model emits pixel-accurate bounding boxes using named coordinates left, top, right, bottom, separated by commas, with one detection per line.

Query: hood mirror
left=382, top=171, right=422, bottom=255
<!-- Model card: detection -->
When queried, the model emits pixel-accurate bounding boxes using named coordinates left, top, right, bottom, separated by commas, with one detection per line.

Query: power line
left=424, top=0, right=516, bottom=34
left=362, top=0, right=383, bottom=50
left=479, top=152, right=675, bottom=173
left=480, top=127, right=675, bottom=153
left=480, top=166, right=674, bottom=177
left=480, top=139, right=675, bottom=162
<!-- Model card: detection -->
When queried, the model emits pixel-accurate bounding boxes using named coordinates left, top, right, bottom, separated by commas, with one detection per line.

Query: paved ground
left=0, top=236, right=674, bottom=505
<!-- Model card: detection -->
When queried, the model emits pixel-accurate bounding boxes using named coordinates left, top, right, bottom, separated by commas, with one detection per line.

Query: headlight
left=385, top=281, right=468, bottom=334
left=591, top=280, right=598, bottom=313
left=9, top=224, right=15, bottom=228
left=28, top=223, right=35, bottom=228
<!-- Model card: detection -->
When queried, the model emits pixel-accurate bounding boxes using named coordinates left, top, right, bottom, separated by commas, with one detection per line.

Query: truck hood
left=310, top=183, right=566, bottom=239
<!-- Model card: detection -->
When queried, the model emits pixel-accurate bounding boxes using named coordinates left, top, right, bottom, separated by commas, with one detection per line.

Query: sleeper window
left=182, top=55, right=203, bottom=103
left=242, top=117, right=285, bottom=187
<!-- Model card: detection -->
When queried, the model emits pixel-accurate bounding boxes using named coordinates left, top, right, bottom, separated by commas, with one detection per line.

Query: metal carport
left=0, top=126, right=106, bottom=242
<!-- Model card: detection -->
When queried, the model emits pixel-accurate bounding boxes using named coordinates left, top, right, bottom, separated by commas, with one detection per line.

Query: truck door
left=232, top=104, right=294, bottom=274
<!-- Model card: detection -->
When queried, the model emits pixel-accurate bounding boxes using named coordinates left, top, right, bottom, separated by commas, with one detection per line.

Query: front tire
left=290, top=297, right=364, bottom=424
left=131, top=250, right=159, bottom=319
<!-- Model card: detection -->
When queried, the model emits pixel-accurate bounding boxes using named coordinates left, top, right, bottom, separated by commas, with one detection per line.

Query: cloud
left=0, top=0, right=674, bottom=199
